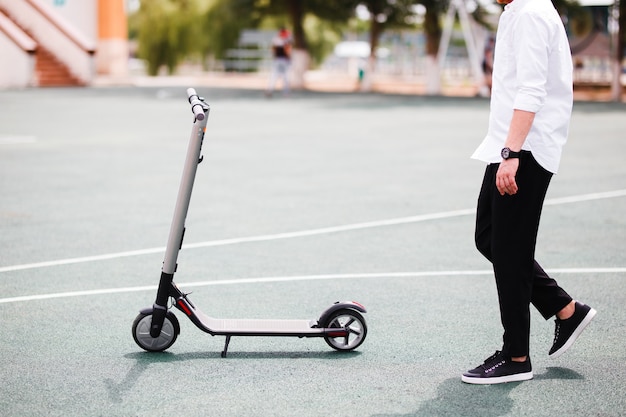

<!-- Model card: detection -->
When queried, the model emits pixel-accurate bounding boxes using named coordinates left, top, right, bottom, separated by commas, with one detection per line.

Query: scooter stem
left=150, top=91, right=209, bottom=338
left=162, top=91, right=209, bottom=275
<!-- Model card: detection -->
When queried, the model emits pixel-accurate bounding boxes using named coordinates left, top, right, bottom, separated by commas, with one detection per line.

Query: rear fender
left=317, top=301, right=367, bottom=327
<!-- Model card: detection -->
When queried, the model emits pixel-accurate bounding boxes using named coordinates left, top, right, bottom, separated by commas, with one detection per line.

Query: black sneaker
left=462, top=351, right=533, bottom=384
left=549, top=301, right=596, bottom=358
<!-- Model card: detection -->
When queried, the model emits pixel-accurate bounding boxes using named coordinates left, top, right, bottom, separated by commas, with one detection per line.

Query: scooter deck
left=195, top=308, right=322, bottom=336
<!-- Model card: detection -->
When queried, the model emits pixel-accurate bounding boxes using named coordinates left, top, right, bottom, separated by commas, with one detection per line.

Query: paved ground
left=0, top=86, right=625, bottom=417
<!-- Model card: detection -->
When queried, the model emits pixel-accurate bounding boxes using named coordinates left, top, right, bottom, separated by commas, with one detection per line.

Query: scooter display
left=132, top=89, right=368, bottom=357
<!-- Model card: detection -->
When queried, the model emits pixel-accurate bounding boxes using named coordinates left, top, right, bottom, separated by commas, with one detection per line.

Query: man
left=266, top=27, right=292, bottom=97
left=462, top=0, right=596, bottom=384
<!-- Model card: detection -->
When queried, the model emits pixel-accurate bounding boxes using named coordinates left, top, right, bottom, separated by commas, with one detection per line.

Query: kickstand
left=221, top=336, right=231, bottom=358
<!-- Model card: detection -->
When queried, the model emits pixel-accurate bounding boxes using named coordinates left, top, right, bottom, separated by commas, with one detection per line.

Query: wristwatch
left=501, top=147, right=520, bottom=160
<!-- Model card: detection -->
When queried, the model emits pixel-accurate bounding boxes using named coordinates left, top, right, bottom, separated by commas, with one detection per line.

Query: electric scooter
left=132, top=88, right=368, bottom=357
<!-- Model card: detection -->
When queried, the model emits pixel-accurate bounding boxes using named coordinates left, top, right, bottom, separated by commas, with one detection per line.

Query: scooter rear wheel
left=322, top=309, right=367, bottom=351
left=132, top=311, right=180, bottom=352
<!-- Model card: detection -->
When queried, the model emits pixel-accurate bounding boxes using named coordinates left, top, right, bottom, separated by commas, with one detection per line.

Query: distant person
left=462, top=0, right=596, bottom=385
left=266, top=27, right=292, bottom=97
left=356, top=58, right=366, bottom=91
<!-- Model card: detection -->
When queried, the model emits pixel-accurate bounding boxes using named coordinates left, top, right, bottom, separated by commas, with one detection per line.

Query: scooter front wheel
left=132, top=310, right=180, bottom=352
left=322, top=309, right=367, bottom=352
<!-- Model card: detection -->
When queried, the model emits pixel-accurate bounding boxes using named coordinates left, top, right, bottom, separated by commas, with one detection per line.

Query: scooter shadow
left=105, top=350, right=360, bottom=403
left=125, top=349, right=361, bottom=362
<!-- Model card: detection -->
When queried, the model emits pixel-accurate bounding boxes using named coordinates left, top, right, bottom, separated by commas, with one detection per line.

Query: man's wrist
left=501, top=147, right=521, bottom=160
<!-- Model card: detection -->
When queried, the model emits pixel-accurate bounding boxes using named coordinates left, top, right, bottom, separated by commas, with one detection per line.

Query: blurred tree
left=357, top=0, right=419, bottom=90
left=301, top=16, right=346, bottom=67
left=199, top=0, right=256, bottom=69
left=199, top=6, right=344, bottom=68
left=228, top=0, right=360, bottom=88
left=135, top=0, right=204, bottom=75
left=418, top=0, right=443, bottom=60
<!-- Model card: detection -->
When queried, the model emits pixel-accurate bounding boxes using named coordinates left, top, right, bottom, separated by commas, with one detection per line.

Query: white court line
left=1, top=268, right=625, bottom=304
left=1, top=189, right=625, bottom=274
left=544, top=189, right=626, bottom=206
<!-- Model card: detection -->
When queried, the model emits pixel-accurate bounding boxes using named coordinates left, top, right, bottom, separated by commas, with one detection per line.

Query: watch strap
left=501, top=147, right=521, bottom=159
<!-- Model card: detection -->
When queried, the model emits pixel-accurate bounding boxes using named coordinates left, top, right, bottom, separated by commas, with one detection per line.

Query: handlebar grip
left=187, top=88, right=206, bottom=121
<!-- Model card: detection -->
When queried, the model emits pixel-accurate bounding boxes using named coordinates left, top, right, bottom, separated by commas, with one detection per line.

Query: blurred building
left=570, top=0, right=618, bottom=85
left=0, top=0, right=128, bottom=88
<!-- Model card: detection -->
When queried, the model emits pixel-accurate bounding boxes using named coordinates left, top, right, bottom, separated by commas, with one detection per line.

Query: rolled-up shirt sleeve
left=513, top=12, right=551, bottom=113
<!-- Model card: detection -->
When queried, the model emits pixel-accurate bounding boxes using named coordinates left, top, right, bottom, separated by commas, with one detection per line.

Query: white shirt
left=471, top=0, right=573, bottom=174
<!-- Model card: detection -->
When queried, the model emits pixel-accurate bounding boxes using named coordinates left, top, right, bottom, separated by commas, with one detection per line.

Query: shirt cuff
left=513, top=92, right=543, bottom=113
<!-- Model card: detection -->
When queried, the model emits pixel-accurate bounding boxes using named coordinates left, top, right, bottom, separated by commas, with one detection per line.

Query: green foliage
left=301, top=16, right=344, bottom=67
left=200, top=0, right=255, bottom=61
left=127, top=8, right=139, bottom=40
left=131, top=0, right=609, bottom=75
left=214, top=0, right=360, bottom=66
left=131, top=0, right=421, bottom=73
left=304, top=0, right=360, bottom=21
left=361, top=0, right=420, bottom=29
left=228, top=0, right=359, bottom=48
left=135, top=0, right=205, bottom=75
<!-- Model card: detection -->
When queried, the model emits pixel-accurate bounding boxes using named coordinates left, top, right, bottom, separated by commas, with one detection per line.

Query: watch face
left=501, top=148, right=510, bottom=159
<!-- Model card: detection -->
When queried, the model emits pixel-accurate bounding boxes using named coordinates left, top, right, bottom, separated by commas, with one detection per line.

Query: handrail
left=0, top=11, right=36, bottom=53
left=24, top=0, right=95, bottom=54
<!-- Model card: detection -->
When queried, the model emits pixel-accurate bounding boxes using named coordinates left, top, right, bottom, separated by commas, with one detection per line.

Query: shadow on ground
left=105, top=350, right=360, bottom=403
left=371, top=367, right=583, bottom=417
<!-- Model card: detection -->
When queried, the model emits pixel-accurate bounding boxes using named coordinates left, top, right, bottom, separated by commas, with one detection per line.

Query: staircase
left=35, top=46, right=83, bottom=86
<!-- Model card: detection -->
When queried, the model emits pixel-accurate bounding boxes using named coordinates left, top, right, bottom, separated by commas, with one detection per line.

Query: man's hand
left=496, top=158, right=519, bottom=195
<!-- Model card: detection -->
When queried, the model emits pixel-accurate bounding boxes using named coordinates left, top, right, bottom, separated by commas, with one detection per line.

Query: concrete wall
left=0, top=33, right=35, bottom=87
left=43, top=0, right=97, bottom=43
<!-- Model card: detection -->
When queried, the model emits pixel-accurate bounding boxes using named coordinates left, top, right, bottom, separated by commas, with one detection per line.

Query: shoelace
left=478, top=351, right=507, bottom=374
left=553, top=320, right=561, bottom=343
left=483, top=351, right=503, bottom=366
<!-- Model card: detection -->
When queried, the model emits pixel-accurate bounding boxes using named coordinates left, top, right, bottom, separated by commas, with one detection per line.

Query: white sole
left=550, top=307, right=597, bottom=359
left=462, top=371, right=533, bottom=385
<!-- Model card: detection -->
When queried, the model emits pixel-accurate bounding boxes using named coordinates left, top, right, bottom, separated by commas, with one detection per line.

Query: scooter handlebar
left=187, top=88, right=206, bottom=121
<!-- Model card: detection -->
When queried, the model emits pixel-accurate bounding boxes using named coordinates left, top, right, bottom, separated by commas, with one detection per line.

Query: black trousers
left=475, top=151, right=572, bottom=357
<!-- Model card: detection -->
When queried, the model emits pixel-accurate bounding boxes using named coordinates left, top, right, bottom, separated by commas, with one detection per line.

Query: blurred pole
left=97, top=0, right=128, bottom=77
left=437, top=0, right=488, bottom=97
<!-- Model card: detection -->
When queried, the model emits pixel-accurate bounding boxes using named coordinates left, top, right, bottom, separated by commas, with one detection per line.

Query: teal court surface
left=0, top=86, right=625, bottom=417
